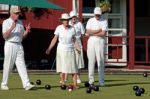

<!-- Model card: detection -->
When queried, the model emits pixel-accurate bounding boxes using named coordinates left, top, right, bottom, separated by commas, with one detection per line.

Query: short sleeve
left=72, top=27, right=76, bottom=36
left=101, top=20, right=108, bottom=31
left=54, top=26, right=60, bottom=36
left=86, top=19, right=92, bottom=30
left=79, top=22, right=85, bottom=35
left=2, top=20, right=8, bottom=34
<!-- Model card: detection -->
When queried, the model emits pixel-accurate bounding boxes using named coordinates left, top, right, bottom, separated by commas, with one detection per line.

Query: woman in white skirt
left=67, top=11, right=85, bottom=83
left=46, top=13, right=80, bottom=88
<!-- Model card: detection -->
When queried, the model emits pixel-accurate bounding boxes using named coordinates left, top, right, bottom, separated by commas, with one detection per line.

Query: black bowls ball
left=36, top=79, right=41, bottom=85
left=45, top=84, right=51, bottom=90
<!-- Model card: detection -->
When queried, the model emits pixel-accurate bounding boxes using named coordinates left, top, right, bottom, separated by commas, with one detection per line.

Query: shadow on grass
left=11, top=81, right=150, bottom=90
left=11, top=85, right=61, bottom=90
left=82, top=80, right=128, bottom=83
left=35, top=85, right=61, bottom=90
left=11, top=87, right=38, bottom=91
left=79, top=80, right=150, bottom=88
left=105, top=82, right=150, bottom=87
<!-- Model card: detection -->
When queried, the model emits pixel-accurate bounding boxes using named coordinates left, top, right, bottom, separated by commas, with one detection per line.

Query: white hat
left=94, top=7, right=102, bottom=15
left=10, top=5, right=21, bottom=13
left=60, top=13, right=70, bottom=20
left=69, top=11, right=77, bottom=18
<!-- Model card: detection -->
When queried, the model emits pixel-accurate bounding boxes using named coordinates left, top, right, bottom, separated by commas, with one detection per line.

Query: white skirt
left=75, top=49, right=85, bottom=69
left=75, top=38, right=85, bottom=69
left=56, top=48, right=78, bottom=74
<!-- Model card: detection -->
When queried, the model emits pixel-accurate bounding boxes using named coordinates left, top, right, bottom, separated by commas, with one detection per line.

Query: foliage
left=100, top=0, right=111, bottom=13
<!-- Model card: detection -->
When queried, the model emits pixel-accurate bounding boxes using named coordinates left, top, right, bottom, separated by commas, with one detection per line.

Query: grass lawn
left=0, top=73, right=150, bottom=99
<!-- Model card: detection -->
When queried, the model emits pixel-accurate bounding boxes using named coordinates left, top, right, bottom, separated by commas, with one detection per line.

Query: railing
left=105, top=35, right=128, bottom=66
left=133, top=36, right=150, bottom=69
left=0, top=10, right=9, bottom=14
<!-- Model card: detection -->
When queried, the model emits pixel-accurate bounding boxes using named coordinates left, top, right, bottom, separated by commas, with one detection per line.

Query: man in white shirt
left=86, top=7, right=108, bottom=86
left=1, top=6, right=35, bottom=90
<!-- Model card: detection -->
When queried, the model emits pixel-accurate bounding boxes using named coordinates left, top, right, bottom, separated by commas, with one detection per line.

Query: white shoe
left=1, top=85, right=9, bottom=90
left=25, top=84, right=35, bottom=90
left=77, top=79, right=81, bottom=84
left=99, top=80, right=105, bottom=86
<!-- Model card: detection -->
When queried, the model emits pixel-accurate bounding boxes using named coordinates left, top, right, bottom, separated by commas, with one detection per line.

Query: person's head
left=94, top=7, right=102, bottom=20
left=60, top=13, right=70, bottom=27
left=69, top=11, right=77, bottom=23
left=10, top=6, right=21, bottom=21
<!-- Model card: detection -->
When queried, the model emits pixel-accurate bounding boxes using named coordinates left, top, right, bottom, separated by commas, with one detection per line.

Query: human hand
left=25, top=23, right=31, bottom=33
left=46, top=48, right=51, bottom=55
left=85, top=33, right=90, bottom=36
left=98, top=29, right=102, bottom=32
left=10, top=21, right=16, bottom=30
left=76, top=48, right=81, bottom=54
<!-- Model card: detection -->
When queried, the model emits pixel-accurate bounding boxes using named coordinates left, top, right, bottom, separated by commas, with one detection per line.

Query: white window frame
left=0, top=4, right=9, bottom=14
left=105, top=0, right=127, bottom=66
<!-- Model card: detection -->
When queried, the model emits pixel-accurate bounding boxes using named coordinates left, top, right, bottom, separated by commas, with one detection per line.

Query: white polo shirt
left=54, top=24, right=76, bottom=51
left=86, top=17, right=108, bottom=35
left=2, top=18, right=25, bottom=43
left=69, top=21, right=85, bottom=38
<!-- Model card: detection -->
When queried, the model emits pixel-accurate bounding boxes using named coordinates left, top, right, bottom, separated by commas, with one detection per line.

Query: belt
left=7, top=41, right=21, bottom=44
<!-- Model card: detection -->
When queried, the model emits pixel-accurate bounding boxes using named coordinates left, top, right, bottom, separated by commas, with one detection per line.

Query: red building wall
left=23, top=0, right=73, bottom=30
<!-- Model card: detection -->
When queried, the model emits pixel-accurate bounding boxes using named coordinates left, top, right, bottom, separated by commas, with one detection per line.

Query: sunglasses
left=95, top=14, right=101, bottom=17
left=62, top=19, right=70, bottom=21
left=13, top=12, right=20, bottom=15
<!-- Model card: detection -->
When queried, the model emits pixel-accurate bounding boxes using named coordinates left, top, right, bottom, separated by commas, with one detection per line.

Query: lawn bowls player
left=86, top=7, right=108, bottom=86
left=46, top=13, right=80, bottom=89
left=69, top=11, right=85, bottom=84
left=1, top=6, right=35, bottom=90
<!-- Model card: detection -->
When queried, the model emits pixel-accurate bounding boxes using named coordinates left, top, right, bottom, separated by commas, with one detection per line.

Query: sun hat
left=10, top=5, right=21, bottom=13
left=60, top=13, right=71, bottom=20
left=69, top=11, right=77, bottom=18
left=94, top=7, right=102, bottom=15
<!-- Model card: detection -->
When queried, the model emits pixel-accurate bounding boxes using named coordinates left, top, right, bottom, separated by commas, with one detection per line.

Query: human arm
left=73, top=36, right=81, bottom=54
left=85, top=18, right=102, bottom=36
left=86, top=29, right=102, bottom=35
left=23, top=23, right=31, bottom=39
left=92, top=30, right=106, bottom=37
left=46, top=35, right=58, bottom=55
left=86, top=20, right=108, bottom=37
left=93, top=20, right=108, bottom=37
left=2, top=21, right=16, bottom=40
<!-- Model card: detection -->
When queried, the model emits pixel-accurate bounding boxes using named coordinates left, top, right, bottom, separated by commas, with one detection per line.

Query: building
left=0, top=0, right=150, bottom=69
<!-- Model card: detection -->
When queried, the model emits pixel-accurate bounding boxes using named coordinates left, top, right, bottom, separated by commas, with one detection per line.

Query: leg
left=65, top=73, right=68, bottom=81
left=95, top=40, right=105, bottom=86
left=60, top=73, right=65, bottom=85
left=87, top=39, right=96, bottom=84
left=77, top=70, right=81, bottom=83
left=15, top=45, right=30, bottom=88
left=72, top=73, right=78, bottom=88
left=1, top=42, right=16, bottom=87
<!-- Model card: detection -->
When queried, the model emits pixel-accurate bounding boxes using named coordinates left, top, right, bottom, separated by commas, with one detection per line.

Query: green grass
left=0, top=73, right=150, bottom=99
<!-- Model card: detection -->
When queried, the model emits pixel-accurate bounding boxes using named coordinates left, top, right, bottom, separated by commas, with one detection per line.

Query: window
left=83, top=0, right=96, bottom=13
left=0, top=4, right=9, bottom=14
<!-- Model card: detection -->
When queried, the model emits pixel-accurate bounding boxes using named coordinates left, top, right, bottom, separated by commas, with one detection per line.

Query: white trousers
left=87, top=37, right=105, bottom=84
left=1, top=41, right=30, bottom=88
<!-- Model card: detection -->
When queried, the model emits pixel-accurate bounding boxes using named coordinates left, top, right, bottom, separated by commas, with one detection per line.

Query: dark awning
left=0, top=0, right=64, bottom=10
